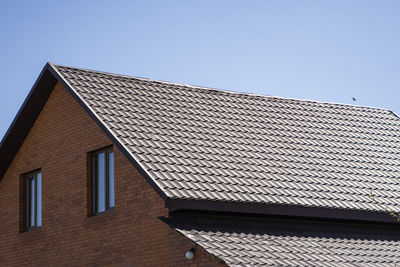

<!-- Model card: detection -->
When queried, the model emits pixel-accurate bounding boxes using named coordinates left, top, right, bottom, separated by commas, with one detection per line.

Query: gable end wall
left=0, top=82, right=224, bottom=267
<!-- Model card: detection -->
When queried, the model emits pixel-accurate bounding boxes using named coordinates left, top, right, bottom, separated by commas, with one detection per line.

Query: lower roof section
left=164, top=212, right=400, bottom=266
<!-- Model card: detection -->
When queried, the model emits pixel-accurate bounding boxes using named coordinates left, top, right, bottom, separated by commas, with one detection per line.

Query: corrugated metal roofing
left=166, top=213, right=400, bottom=266
left=52, top=64, right=400, bottom=214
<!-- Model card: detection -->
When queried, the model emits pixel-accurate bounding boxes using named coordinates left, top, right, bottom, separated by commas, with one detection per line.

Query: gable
left=0, top=63, right=166, bottom=200
left=2, top=63, right=400, bottom=223
left=0, top=81, right=198, bottom=266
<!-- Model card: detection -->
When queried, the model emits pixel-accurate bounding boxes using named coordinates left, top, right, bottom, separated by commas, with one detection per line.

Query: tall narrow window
left=92, top=147, right=114, bottom=215
left=24, top=170, right=42, bottom=230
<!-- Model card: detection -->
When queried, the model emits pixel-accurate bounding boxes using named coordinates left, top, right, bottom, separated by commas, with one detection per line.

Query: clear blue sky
left=1, top=0, right=400, bottom=140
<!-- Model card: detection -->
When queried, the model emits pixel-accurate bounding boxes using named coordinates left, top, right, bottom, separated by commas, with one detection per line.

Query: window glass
left=91, top=147, right=114, bottom=215
left=23, top=170, right=41, bottom=230
left=26, top=178, right=30, bottom=226
left=36, top=173, right=42, bottom=227
left=30, top=178, right=35, bottom=227
left=97, top=152, right=106, bottom=213
left=108, top=152, right=115, bottom=208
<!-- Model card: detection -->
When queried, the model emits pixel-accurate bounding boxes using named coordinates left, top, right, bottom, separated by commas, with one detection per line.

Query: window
left=91, top=147, right=114, bottom=215
left=23, top=170, right=42, bottom=230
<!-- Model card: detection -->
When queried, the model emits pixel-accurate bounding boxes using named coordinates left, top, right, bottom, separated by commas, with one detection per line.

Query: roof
left=165, top=213, right=400, bottom=266
left=1, top=63, right=400, bottom=222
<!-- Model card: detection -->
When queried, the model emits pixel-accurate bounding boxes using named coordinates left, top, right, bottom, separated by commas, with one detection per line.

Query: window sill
left=21, top=226, right=42, bottom=234
left=91, top=207, right=115, bottom=217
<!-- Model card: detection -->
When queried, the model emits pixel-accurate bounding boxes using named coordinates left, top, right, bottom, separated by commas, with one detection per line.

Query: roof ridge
left=51, top=63, right=392, bottom=115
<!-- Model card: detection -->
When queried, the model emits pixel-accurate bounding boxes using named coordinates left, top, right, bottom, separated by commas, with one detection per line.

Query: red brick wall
left=0, top=82, right=225, bottom=266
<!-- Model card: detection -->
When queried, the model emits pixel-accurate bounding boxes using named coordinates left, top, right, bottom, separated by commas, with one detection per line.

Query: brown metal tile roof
left=50, top=63, right=400, bottom=215
left=165, top=213, right=400, bottom=266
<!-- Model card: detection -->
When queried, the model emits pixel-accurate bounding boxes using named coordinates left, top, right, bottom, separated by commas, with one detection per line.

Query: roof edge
left=166, top=198, right=397, bottom=224
left=0, top=63, right=52, bottom=147
left=0, top=63, right=57, bottom=179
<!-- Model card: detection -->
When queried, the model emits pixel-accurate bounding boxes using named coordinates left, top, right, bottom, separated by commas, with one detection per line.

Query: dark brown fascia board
left=0, top=63, right=57, bottom=179
left=0, top=63, right=168, bottom=200
left=165, top=198, right=397, bottom=224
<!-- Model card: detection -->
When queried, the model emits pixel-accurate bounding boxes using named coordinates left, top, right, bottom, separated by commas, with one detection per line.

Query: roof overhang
left=166, top=198, right=396, bottom=223
left=0, top=63, right=58, bottom=179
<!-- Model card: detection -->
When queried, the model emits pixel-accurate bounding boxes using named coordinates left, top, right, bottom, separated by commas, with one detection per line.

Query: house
left=1, top=63, right=400, bottom=266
